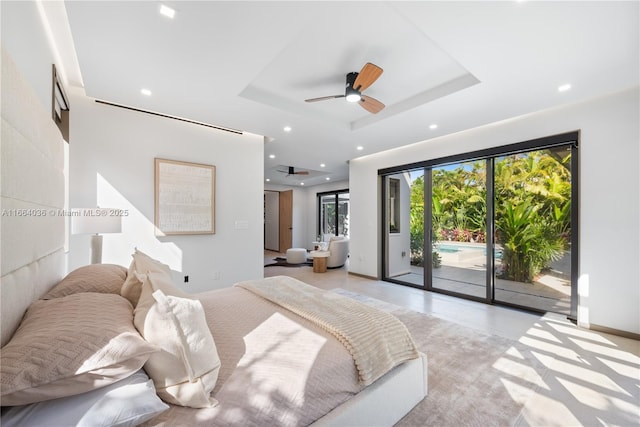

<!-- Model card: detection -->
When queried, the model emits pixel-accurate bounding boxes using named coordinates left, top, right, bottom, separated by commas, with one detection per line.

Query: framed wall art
left=154, top=158, right=215, bottom=235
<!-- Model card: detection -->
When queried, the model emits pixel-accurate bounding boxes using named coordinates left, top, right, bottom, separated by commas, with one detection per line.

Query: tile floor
left=264, top=251, right=640, bottom=426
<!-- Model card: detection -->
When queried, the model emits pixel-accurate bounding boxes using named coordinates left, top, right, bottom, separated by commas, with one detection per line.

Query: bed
left=0, top=252, right=427, bottom=427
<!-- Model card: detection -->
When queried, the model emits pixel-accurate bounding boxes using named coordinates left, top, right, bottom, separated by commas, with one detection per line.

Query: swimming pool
left=435, top=243, right=503, bottom=258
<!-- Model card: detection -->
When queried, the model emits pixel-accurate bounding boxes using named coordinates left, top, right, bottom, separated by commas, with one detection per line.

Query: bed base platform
left=311, top=352, right=428, bottom=427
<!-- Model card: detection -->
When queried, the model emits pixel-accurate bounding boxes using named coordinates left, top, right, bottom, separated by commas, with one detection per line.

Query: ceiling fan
left=278, top=166, right=309, bottom=176
left=304, top=62, right=385, bottom=114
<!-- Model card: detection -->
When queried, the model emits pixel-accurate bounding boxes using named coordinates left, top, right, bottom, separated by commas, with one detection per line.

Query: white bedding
left=235, top=276, right=420, bottom=386
left=143, top=279, right=426, bottom=426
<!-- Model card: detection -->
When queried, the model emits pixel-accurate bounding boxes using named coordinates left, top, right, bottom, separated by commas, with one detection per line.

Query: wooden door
left=279, top=190, right=293, bottom=252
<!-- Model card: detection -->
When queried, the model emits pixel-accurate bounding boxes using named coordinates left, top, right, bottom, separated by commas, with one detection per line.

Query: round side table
left=309, top=250, right=330, bottom=273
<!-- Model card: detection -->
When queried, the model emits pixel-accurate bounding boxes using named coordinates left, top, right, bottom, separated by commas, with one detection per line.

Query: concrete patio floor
left=390, top=247, right=571, bottom=315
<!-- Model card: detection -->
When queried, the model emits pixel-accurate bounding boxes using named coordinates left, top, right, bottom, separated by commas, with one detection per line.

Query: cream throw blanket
left=235, top=276, right=419, bottom=386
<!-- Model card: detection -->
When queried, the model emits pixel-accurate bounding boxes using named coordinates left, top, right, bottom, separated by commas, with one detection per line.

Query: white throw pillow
left=121, top=249, right=173, bottom=307
left=0, top=370, right=169, bottom=427
left=134, top=272, right=221, bottom=408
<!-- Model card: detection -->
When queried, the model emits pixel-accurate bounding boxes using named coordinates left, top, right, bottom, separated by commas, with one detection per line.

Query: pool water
left=435, top=243, right=503, bottom=258
left=437, top=244, right=465, bottom=253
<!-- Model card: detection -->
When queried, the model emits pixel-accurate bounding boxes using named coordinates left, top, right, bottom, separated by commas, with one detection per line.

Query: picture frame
left=154, top=158, right=215, bottom=235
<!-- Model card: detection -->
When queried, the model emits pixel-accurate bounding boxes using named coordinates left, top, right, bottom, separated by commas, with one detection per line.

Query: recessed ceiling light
left=429, top=124, right=438, bottom=130
left=265, top=178, right=270, bottom=182
left=558, top=83, right=571, bottom=92
left=140, top=88, right=152, bottom=96
left=269, top=154, right=275, bottom=159
left=326, top=177, right=331, bottom=181
left=159, top=4, right=176, bottom=19
left=356, top=146, right=364, bottom=151
left=320, top=163, right=326, bottom=168
left=300, top=182, right=305, bottom=186
left=283, top=126, right=292, bottom=132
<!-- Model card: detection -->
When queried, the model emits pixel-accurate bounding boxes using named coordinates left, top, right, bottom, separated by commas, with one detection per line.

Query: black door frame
left=380, top=131, right=579, bottom=320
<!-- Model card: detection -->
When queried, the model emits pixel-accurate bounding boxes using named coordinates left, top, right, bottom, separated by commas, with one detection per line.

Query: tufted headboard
left=1, top=47, right=66, bottom=346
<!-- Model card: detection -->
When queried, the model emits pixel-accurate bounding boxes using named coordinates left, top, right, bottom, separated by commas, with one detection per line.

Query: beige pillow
left=134, top=272, right=220, bottom=408
left=0, top=293, right=158, bottom=406
left=121, top=249, right=173, bottom=307
left=43, top=264, right=127, bottom=300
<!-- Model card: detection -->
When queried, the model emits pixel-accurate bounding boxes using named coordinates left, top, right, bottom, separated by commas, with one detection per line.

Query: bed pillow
left=0, top=370, right=169, bottom=427
left=0, top=293, right=158, bottom=406
left=121, top=249, right=173, bottom=307
left=132, top=262, right=188, bottom=327
left=134, top=272, right=220, bottom=408
left=42, top=264, right=127, bottom=300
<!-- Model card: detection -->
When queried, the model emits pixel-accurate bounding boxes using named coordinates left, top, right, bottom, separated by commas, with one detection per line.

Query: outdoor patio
left=391, top=244, right=571, bottom=315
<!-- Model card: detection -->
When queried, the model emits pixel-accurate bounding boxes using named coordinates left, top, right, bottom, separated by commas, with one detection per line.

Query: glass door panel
left=320, top=194, right=336, bottom=239
left=431, top=161, right=487, bottom=298
left=384, top=171, right=424, bottom=287
left=493, top=147, right=572, bottom=314
left=337, top=193, right=350, bottom=237
left=319, top=191, right=350, bottom=240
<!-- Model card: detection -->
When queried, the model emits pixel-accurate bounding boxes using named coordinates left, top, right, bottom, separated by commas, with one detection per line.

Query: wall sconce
left=72, top=208, right=122, bottom=264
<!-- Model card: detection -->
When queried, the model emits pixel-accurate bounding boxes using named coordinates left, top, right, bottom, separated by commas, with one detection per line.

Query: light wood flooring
left=264, top=251, right=640, bottom=427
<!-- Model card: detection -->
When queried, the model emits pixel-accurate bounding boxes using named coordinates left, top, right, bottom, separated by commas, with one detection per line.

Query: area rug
left=264, top=257, right=313, bottom=268
left=331, top=289, right=549, bottom=427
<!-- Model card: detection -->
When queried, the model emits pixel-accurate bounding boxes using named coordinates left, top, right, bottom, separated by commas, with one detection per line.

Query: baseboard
left=588, top=323, right=640, bottom=341
left=348, top=271, right=378, bottom=281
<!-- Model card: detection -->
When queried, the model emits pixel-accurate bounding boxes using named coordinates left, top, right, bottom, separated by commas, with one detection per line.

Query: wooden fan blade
left=305, top=95, right=345, bottom=103
left=295, top=171, right=310, bottom=175
left=359, top=95, right=385, bottom=114
left=353, top=63, right=383, bottom=92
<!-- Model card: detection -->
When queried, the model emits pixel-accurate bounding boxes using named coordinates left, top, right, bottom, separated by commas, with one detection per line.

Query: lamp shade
left=71, top=208, right=122, bottom=235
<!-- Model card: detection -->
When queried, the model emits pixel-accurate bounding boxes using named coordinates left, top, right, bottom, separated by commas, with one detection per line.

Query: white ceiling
left=63, top=1, right=639, bottom=186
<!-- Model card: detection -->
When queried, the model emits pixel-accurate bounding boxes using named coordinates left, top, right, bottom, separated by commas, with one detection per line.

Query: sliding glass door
left=431, top=161, right=488, bottom=299
left=382, top=133, right=578, bottom=317
left=493, top=146, right=573, bottom=313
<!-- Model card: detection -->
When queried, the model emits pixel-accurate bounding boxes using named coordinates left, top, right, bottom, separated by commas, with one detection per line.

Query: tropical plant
left=409, top=175, right=425, bottom=266
left=495, top=198, right=564, bottom=282
left=405, top=148, right=570, bottom=281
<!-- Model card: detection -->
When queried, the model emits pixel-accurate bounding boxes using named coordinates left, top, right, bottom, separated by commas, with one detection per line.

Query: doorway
left=263, top=189, right=293, bottom=252
left=382, top=132, right=578, bottom=318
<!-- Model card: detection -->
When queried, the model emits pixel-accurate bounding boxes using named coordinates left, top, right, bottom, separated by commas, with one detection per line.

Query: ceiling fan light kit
left=305, top=62, right=385, bottom=114
left=345, top=72, right=361, bottom=102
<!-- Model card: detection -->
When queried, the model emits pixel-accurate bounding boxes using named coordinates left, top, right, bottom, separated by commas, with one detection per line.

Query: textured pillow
left=121, top=249, right=173, bottom=307
left=132, top=261, right=188, bottom=327
left=0, top=293, right=158, bottom=406
left=0, top=370, right=169, bottom=427
left=134, top=273, right=220, bottom=408
left=42, top=264, right=127, bottom=300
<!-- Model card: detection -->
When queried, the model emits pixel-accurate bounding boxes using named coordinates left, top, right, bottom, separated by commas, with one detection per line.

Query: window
left=388, top=178, right=400, bottom=233
left=318, top=190, right=349, bottom=239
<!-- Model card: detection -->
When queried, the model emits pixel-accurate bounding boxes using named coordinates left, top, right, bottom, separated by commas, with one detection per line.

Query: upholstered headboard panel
left=1, top=47, right=66, bottom=346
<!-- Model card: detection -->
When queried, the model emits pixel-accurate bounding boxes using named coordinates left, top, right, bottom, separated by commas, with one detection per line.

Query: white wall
left=1, top=2, right=56, bottom=110
left=350, top=88, right=640, bottom=335
left=69, top=91, right=264, bottom=293
left=1, top=2, right=67, bottom=344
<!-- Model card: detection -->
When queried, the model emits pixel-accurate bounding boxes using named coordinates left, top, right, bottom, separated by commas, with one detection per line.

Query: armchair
left=326, top=237, right=349, bottom=268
